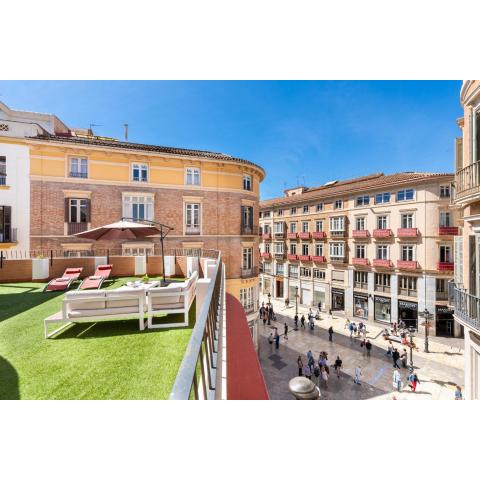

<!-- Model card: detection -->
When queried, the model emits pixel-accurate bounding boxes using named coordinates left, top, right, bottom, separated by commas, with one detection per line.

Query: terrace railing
left=450, top=282, right=480, bottom=333
left=170, top=253, right=225, bottom=400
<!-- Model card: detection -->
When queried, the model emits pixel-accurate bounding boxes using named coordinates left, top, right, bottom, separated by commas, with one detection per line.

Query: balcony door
left=0, top=205, right=11, bottom=242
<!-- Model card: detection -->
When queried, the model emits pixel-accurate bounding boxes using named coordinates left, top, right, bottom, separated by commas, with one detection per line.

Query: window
left=243, top=174, right=252, bottom=191
left=277, top=209, right=283, bottom=216
left=300, top=267, right=311, bottom=278
left=397, top=189, right=414, bottom=201
left=440, top=185, right=450, bottom=198
left=313, top=268, right=326, bottom=279
left=241, top=206, right=254, bottom=231
left=355, top=244, right=366, bottom=258
left=399, top=276, right=417, bottom=295
left=263, top=262, right=272, bottom=273
left=440, top=212, right=452, bottom=227
left=303, top=205, right=309, bottom=213
left=315, top=220, right=324, bottom=232
left=290, top=222, right=297, bottom=233
left=69, top=157, right=88, bottom=178
left=316, top=203, right=324, bottom=212
left=186, top=167, right=200, bottom=185
left=123, top=195, right=153, bottom=221
left=276, top=263, right=285, bottom=276
left=376, top=245, right=388, bottom=260
left=289, top=264, right=298, bottom=277
left=356, top=195, right=370, bottom=207
left=263, top=211, right=271, bottom=218
left=375, top=192, right=391, bottom=204
left=436, top=278, right=447, bottom=293
left=290, top=243, right=297, bottom=255
left=302, top=243, right=309, bottom=255
left=0, top=206, right=12, bottom=242
left=242, top=247, right=253, bottom=270
left=132, top=163, right=148, bottom=182
left=291, top=207, right=297, bottom=215
left=185, top=203, right=200, bottom=233
left=330, top=216, right=345, bottom=231
left=68, top=199, right=88, bottom=223
left=332, top=270, right=345, bottom=282
left=315, top=243, right=323, bottom=256
left=265, top=243, right=271, bottom=253
left=302, top=221, right=309, bottom=232
left=263, top=224, right=271, bottom=234
left=377, top=215, right=388, bottom=229
left=334, top=199, right=343, bottom=209
left=240, top=287, right=255, bottom=312
left=401, top=213, right=414, bottom=228
left=401, top=245, right=415, bottom=261
left=273, top=242, right=284, bottom=254
left=0, top=156, right=6, bottom=185
left=274, top=222, right=284, bottom=233
left=354, top=271, right=368, bottom=287
left=375, top=273, right=391, bottom=288
left=330, top=242, right=345, bottom=258
left=440, top=245, right=453, bottom=263
left=355, top=217, right=366, bottom=230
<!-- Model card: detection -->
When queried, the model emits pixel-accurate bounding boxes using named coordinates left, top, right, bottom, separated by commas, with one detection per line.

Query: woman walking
left=408, top=370, right=420, bottom=392
left=321, top=366, right=329, bottom=388
left=297, top=356, right=303, bottom=377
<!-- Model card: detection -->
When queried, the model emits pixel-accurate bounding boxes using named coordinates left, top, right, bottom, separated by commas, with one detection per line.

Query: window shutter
left=4, top=206, right=11, bottom=241
left=455, top=137, right=463, bottom=171
left=64, top=198, right=70, bottom=222
left=86, top=199, right=91, bottom=222
left=454, top=236, right=463, bottom=286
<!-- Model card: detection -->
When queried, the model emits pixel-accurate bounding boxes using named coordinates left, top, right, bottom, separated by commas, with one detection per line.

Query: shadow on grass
left=0, top=355, right=19, bottom=400
left=0, top=291, right=63, bottom=323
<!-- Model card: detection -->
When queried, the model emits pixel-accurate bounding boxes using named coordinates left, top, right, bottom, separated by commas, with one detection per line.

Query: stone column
left=390, top=274, right=399, bottom=323
left=344, top=269, right=354, bottom=317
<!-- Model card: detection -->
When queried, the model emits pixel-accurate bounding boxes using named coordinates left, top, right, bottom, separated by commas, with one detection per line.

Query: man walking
left=294, top=314, right=299, bottom=330
left=365, top=339, right=372, bottom=357
left=328, top=326, right=333, bottom=342
left=297, top=355, right=303, bottom=376
left=300, top=315, right=306, bottom=329
left=392, top=348, right=400, bottom=368
left=334, top=356, right=342, bottom=378
left=274, top=331, right=280, bottom=349
left=284, top=322, right=289, bottom=341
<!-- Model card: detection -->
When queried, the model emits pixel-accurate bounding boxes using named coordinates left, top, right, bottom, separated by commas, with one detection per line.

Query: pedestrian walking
left=408, top=370, right=420, bottom=392
left=392, top=348, right=401, bottom=368
left=303, top=364, right=312, bottom=380
left=318, top=301, right=322, bottom=312
left=328, top=325, right=333, bottom=342
left=353, top=322, right=358, bottom=337
left=321, top=366, right=329, bottom=388
left=285, top=297, right=290, bottom=309
left=268, top=333, right=273, bottom=346
left=349, top=322, right=354, bottom=339
left=284, top=322, right=289, bottom=340
left=307, top=350, right=314, bottom=369
left=455, top=385, right=463, bottom=400
left=300, top=315, right=306, bottom=329
left=393, top=368, right=402, bottom=392
left=297, top=355, right=303, bottom=376
left=328, top=309, right=332, bottom=320
left=344, top=319, right=350, bottom=330
left=354, top=365, right=362, bottom=385
left=334, top=356, right=342, bottom=378
left=274, top=331, right=280, bottom=349
left=400, top=349, right=408, bottom=368
left=294, top=314, right=299, bottom=330
left=365, top=339, right=372, bottom=357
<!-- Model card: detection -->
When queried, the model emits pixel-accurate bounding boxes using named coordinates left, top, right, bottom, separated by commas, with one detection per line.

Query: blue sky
left=0, top=80, right=462, bottom=199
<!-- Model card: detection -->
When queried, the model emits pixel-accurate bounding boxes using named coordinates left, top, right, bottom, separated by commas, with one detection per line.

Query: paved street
left=256, top=297, right=464, bottom=400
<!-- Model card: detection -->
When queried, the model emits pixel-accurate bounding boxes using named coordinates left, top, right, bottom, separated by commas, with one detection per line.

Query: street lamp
left=420, top=308, right=433, bottom=353
left=295, top=286, right=299, bottom=316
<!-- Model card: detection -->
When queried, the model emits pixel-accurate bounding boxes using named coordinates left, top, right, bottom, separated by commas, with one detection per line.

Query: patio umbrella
left=73, top=219, right=173, bottom=285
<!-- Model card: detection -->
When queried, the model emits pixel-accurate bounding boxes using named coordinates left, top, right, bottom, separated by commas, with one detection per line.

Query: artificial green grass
left=0, top=278, right=194, bottom=400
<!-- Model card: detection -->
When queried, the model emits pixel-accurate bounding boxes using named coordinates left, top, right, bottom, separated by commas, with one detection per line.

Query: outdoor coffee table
left=119, top=281, right=160, bottom=291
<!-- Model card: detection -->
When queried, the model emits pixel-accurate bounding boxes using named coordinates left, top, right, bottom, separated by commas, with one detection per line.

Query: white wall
left=0, top=142, right=30, bottom=252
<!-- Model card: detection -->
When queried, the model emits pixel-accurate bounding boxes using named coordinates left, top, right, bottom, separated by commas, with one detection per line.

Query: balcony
left=373, top=229, right=392, bottom=238
left=273, top=231, right=286, bottom=239
left=241, top=266, right=259, bottom=278
left=185, top=226, right=201, bottom=235
left=298, top=232, right=310, bottom=240
left=241, top=225, right=259, bottom=236
left=397, top=228, right=419, bottom=238
left=274, top=252, right=285, bottom=260
left=330, top=256, right=347, bottom=263
left=397, top=260, right=419, bottom=270
left=298, top=254, right=311, bottom=262
left=438, top=226, right=459, bottom=236
left=261, top=252, right=272, bottom=259
left=311, top=231, right=327, bottom=240
left=287, top=254, right=298, bottom=261
left=311, top=255, right=326, bottom=263
left=330, top=230, right=347, bottom=238
left=354, top=282, right=368, bottom=290
left=262, top=233, right=272, bottom=240
left=352, top=230, right=369, bottom=239
left=449, top=282, right=480, bottom=332
left=0, top=227, right=17, bottom=244
left=352, top=257, right=369, bottom=266
left=372, top=259, right=392, bottom=268
left=398, top=288, right=417, bottom=298
left=67, top=222, right=88, bottom=235
left=287, top=232, right=298, bottom=240
left=437, top=262, right=454, bottom=271
left=69, top=171, right=88, bottom=179
left=455, top=160, right=480, bottom=204
left=375, top=284, right=391, bottom=293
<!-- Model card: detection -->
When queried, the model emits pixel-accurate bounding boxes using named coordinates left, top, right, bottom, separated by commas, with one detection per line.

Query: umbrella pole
left=160, top=225, right=166, bottom=287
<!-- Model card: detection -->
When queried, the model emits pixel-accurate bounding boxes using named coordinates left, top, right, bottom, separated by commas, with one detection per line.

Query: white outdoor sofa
left=44, top=288, right=146, bottom=339
left=147, top=271, right=198, bottom=329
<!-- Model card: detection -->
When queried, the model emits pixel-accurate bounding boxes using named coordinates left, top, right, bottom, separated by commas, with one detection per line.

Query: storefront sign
left=331, top=288, right=344, bottom=295
left=374, top=295, right=390, bottom=304
left=398, top=300, right=418, bottom=310
left=436, top=306, right=454, bottom=315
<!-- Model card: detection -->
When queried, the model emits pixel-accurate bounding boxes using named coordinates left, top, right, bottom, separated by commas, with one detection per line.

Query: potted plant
left=142, top=274, right=150, bottom=284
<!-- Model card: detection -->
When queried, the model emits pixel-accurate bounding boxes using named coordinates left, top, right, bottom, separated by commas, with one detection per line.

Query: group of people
left=345, top=319, right=367, bottom=340
left=259, top=302, right=276, bottom=326
left=297, top=350, right=344, bottom=388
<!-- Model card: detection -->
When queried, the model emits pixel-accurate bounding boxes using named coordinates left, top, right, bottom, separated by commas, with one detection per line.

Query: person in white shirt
left=354, top=365, right=362, bottom=385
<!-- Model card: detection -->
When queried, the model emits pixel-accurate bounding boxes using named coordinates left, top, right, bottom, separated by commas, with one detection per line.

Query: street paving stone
left=256, top=297, right=464, bottom=400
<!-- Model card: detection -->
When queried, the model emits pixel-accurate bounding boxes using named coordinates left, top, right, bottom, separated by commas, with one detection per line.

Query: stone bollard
left=288, top=376, right=321, bottom=400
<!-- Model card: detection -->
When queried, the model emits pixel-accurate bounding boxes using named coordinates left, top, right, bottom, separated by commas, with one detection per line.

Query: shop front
left=374, top=295, right=391, bottom=323
left=398, top=300, right=418, bottom=329
left=353, top=293, right=368, bottom=319
left=436, top=305, right=455, bottom=337
left=301, top=285, right=312, bottom=306
left=289, top=284, right=298, bottom=303
left=275, top=276, right=284, bottom=298
left=331, top=288, right=345, bottom=311
left=262, top=276, right=272, bottom=296
left=313, top=286, right=326, bottom=310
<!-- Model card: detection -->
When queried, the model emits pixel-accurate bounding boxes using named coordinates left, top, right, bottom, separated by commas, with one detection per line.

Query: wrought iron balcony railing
left=240, top=266, right=259, bottom=278
left=67, top=222, right=88, bottom=235
left=455, top=161, right=480, bottom=202
left=449, top=282, right=480, bottom=332
left=241, top=225, right=259, bottom=236
left=69, top=171, right=88, bottom=179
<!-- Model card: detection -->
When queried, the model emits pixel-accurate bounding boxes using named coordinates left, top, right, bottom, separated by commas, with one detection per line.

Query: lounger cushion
left=65, top=290, right=106, bottom=310
left=150, top=302, right=184, bottom=311
left=150, top=286, right=183, bottom=306
left=105, top=289, right=143, bottom=309
left=68, top=306, right=140, bottom=319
